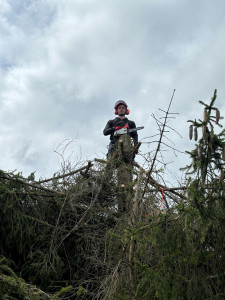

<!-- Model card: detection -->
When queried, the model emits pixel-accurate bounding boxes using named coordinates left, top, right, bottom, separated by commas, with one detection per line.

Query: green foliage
left=0, top=166, right=117, bottom=298
left=0, top=90, right=225, bottom=299
left=184, top=89, right=225, bottom=185
left=76, top=286, right=88, bottom=297
left=53, top=285, right=73, bottom=298
left=0, top=256, right=52, bottom=299
left=104, top=91, right=225, bottom=300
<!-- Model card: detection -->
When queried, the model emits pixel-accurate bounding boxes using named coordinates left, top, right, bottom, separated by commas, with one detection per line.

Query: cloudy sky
left=0, top=0, right=225, bottom=182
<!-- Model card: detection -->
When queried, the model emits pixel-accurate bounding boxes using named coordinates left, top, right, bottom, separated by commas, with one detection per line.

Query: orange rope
left=144, top=187, right=164, bottom=217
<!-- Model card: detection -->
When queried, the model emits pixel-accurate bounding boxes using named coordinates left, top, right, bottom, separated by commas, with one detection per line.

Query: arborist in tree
left=103, top=100, right=138, bottom=159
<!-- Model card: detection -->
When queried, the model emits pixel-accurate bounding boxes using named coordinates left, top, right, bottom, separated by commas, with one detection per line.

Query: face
left=117, top=105, right=126, bottom=114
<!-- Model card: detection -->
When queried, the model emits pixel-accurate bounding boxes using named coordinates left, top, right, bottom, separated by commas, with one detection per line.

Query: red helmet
left=114, top=100, right=130, bottom=115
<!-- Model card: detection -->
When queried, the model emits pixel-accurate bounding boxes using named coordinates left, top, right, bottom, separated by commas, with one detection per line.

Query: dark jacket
left=103, top=117, right=138, bottom=145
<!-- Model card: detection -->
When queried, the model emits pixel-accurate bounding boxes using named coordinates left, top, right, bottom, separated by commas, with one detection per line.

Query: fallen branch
left=133, top=161, right=187, bottom=200
left=38, top=162, right=93, bottom=183
left=0, top=173, right=62, bottom=194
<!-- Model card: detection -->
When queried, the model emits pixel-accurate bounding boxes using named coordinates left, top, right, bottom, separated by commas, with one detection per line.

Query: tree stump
left=116, top=135, right=134, bottom=213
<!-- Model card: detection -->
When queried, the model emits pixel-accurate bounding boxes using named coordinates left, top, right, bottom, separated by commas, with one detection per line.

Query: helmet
left=114, top=100, right=130, bottom=115
left=114, top=100, right=128, bottom=110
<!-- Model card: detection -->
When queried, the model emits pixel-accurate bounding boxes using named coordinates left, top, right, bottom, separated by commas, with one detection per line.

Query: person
left=103, top=100, right=138, bottom=159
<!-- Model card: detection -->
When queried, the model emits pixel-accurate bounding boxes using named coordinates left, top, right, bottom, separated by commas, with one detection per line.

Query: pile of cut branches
left=0, top=90, right=224, bottom=300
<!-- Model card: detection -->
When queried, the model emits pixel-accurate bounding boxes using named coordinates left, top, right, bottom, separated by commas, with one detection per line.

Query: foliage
left=0, top=163, right=119, bottom=299
left=103, top=90, right=225, bottom=299
left=0, top=90, right=225, bottom=299
left=0, top=256, right=72, bottom=299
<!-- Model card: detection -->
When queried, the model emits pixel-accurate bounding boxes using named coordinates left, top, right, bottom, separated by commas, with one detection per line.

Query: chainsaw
left=114, top=126, right=144, bottom=136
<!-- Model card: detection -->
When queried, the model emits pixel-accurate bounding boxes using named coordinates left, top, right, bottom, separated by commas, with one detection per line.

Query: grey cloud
left=5, top=0, right=56, bottom=31
left=0, top=0, right=225, bottom=179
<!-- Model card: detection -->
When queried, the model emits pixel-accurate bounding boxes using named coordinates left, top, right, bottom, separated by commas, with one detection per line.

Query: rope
left=143, top=187, right=164, bottom=217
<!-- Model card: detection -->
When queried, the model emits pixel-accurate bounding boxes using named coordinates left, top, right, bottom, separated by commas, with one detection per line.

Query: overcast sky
left=0, top=0, right=225, bottom=183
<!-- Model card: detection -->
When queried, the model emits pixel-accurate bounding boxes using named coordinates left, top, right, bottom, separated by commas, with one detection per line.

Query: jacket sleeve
left=103, top=120, right=115, bottom=136
left=129, top=121, right=138, bottom=145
